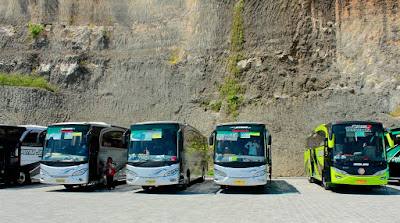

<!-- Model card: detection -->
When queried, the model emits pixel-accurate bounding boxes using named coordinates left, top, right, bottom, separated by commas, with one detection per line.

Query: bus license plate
left=146, top=180, right=155, bottom=184
left=56, top=179, right=65, bottom=183
left=234, top=181, right=245, bottom=185
left=356, top=180, right=366, bottom=184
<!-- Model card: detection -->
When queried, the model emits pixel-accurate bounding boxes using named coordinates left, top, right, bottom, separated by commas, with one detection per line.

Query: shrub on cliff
left=0, top=73, right=58, bottom=92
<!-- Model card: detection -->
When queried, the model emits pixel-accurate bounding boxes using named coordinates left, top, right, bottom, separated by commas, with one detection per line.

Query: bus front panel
left=40, top=125, right=90, bottom=185
left=126, top=163, right=179, bottom=186
left=214, top=164, right=267, bottom=186
left=127, top=124, right=180, bottom=186
left=213, top=124, right=268, bottom=186
left=330, top=123, right=388, bottom=186
left=40, top=163, right=89, bottom=185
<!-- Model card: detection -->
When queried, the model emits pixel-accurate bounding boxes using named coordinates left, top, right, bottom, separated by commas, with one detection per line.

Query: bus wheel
left=200, top=168, right=205, bottom=182
left=16, top=171, right=30, bottom=185
left=307, top=175, right=314, bottom=183
left=142, top=186, right=151, bottom=191
left=64, top=185, right=74, bottom=190
left=186, top=171, right=191, bottom=187
left=322, top=177, right=330, bottom=190
left=220, top=185, right=227, bottom=190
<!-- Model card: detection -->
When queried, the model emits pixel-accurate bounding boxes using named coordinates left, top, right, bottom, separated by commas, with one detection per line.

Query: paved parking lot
left=1, top=178, right=400, bottom=223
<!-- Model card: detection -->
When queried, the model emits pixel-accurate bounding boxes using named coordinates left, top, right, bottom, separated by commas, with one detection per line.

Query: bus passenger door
left=99, top=127, right=128, bottom=182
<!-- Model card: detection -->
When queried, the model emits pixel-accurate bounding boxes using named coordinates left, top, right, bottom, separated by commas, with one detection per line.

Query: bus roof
left=217, top=122, right=266, bottom=127
left=18, top=125, right=47, bottom=131
left=133, top=121, right=186, bottom=126
left=330, top=121, right=382, bottom=126
left=50, top=122, right=111, bottom=127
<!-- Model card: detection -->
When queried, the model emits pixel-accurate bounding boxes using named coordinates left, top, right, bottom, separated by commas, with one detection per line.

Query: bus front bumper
left=126, top=164, right=180, bottom=186
left=331, top=167, right=388, bottom=185
left=40, top=163, right=89, bottom=185
left=213, top=164, right=267, bottom=186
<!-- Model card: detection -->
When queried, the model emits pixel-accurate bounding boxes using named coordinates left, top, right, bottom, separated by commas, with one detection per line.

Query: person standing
left=245, top=139, right=260, bottom=156
left=105, top=157, right=116, bottom=190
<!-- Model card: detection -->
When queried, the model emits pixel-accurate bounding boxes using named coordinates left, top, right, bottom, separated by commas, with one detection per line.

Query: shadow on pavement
left=0, top=182, right=53, bottom=190
left=219, top=180, right=300, bottom=195
left=330, top=184, right=400, bottom=195
left=47, top=180, right=127, bottom=193
left=136, top=178, right=220, bottom=195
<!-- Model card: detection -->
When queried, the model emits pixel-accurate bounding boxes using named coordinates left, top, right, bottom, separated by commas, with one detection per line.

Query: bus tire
left=308, top=175, right=314, bottom=183
left=322, top=177, right=330, bottom=190
left=64, top=185, right=74, bottom=190
left=16, top=170, right=30, bottom=185
left=220, top=185, right=227, bottom=190
left=142, top=186, right=151, bottom=191
left=200, top=168, right=205, bottom=182
left=186, top=171, right=191, bottom=187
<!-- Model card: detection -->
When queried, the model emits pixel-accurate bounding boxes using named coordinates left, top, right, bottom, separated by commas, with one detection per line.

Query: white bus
left=126, top=121, right=208, bottom=190
left=40, top=122, right=128, bottom=189
left=209, top=122, right=272, bottom=189
left=0, top=125, right=46, bottom=185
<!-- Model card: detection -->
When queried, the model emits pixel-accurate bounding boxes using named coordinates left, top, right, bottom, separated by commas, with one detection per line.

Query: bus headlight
left=332, top=167, right=348, bottom=175
left=126, top=169, right=137, bottom=177
left=164, top=168, right=179, bottom=177
left=40, top=169, right=49, bottom=176
left=72, top=168, right=88, bottom=176
left=253, top=169, right=266, bottom=177
left=373, top=169, right=387, bottom=176
left=214, top=169, right=227, bottom=177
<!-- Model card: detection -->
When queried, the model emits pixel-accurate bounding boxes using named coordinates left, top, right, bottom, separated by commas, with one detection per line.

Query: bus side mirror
left=386, top=132, right=395, bottom=148
left=209, top=135, right=214, bottom=145
left=86, top=135, right=91, bottom=145
left=37, top=130, right=46, bottom=145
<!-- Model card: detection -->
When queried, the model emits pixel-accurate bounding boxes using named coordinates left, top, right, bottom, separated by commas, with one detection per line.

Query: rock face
left=0, top=0, right=399, bottom=176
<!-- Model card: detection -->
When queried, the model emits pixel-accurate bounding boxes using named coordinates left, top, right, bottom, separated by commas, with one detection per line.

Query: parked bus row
left=1, top=121, right=272, bottom=190
left=2, top=120, right=398, bottom=191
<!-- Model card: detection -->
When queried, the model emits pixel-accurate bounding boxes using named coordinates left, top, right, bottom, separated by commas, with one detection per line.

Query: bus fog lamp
left=253, top=169, right=266, bottom=177
left=214, top=169, right=227, bottom=177
left=334, top=175, right=342, bottom=179
left=72, top=168, right=87, bottom=176
left=164, top=168, right=178, bottom=177
left=169, top=178, right=177, bottom=182
left=380, top=176, right=387, bottom=180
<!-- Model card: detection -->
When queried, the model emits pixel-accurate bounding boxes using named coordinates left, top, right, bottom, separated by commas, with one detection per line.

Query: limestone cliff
left=0, top=0, right=399, bottom=176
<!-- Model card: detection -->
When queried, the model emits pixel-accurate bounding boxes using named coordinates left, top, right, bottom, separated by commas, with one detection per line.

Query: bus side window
left=22, top=133, right=40, bottom=147
left=102, top=131, right=125, bottom=149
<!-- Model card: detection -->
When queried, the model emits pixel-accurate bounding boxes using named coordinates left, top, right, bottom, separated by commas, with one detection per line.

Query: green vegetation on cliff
left=0, top=73, right=58, bottom=92
left=29, top=23, right=43, bottom=39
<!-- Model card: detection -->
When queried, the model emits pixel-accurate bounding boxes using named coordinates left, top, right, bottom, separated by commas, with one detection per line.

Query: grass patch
left=0, top=73, right=58, bottom=92
left=231, top=0, right=244, bottom=52
left=168, top=55, right=179, bottom=65
left=210, top=101, right=222, bottom=112
left=207, top=169, right=214, bottom=175
left=29, top=23, right=43, bottom=39
left=389, top=107, right=400, bottom=117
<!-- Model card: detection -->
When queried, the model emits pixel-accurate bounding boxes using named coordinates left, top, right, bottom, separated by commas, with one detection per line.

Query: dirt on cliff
left=0, top=0, right=399, bottom=176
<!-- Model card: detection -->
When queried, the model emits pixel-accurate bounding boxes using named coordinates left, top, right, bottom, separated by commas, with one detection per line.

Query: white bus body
left=126, top=121, right=208, bottom=189
left=210, top=122, right=272, bottom=188
left=40, top=122, right=128, bottom=188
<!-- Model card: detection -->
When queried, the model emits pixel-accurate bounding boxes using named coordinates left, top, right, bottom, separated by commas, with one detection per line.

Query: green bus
left=304, top=121, right=393, bottom=189
left=386, top=127, right=400, bottom=182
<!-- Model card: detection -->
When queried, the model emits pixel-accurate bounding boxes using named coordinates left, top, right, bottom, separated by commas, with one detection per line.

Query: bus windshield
left=332, top=124, right=385, bottom=162
left=128, top=124, right=178, bottom=162
left=43, top=125, right=89, bottom=162
left=214, top=127, right=265, bottom=163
